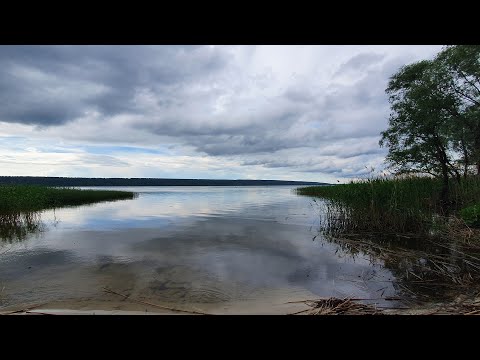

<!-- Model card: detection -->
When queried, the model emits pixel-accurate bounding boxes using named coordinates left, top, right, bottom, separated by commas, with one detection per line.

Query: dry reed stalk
left=288, top=297, right=385, bottom=315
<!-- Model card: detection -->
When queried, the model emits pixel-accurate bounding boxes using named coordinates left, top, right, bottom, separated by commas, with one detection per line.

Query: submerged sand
left=3, top=294, right=479, bottom=315
left=0, top=290, right=315, bottom=315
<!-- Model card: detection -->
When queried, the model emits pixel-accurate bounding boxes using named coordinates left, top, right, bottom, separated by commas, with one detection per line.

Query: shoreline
left=0, top=298, right=312, bottom=315
left=3, top=294, right=479, bottom=315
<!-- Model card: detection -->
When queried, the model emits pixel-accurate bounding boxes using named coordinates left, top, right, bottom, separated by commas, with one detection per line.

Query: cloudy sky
left=0, top=45, right=443, bottom=183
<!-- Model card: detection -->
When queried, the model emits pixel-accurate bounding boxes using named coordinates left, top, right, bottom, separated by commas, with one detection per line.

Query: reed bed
left=0, top=185, right=137, bottom=213
left=297, top=176, right=480, bottom=237
left=0, top=185, right=137, bottom=243
left=296, top=176, right=480, bottom=305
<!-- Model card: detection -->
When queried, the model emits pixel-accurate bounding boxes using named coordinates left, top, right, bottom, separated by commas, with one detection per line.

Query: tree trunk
left=440, top=156, right=450, bottom=215
left=460, top=131, right=469, bottom=178
left=475, top=132, right=480, bottom=176
left=430, top=136, right=451, bottom=212
left=434, top=138, right=451, bottom=213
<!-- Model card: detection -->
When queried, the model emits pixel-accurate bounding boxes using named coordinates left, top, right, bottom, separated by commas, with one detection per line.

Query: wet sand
left=0, top=294, right=312, bottom=315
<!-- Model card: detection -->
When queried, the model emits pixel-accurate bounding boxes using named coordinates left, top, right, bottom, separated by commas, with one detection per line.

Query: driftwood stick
left=0, top=302, right=49, bottom=315
left=464, top=309, right=480, bottom=315
left=284, top=297, right=331, bottom=304
left=23, top=311, right=56, bottom=315
left=103, top=287, right=210, bottom=315
left=284, top=296, right=402, bottom=304
left=287, top=308, right=312, bottom=315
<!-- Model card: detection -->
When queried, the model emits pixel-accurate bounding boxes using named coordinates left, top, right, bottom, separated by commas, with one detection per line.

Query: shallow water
left=0, top=186, right=399, bottom=313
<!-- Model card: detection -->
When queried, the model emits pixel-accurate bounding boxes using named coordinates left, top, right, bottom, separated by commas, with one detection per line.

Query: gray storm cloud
left=0, top=45, right=228, bottom=125
left=0, top=45, right=443, bottom=180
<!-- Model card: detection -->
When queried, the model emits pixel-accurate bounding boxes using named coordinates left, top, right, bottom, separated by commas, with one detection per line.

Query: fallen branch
left=103, top=287, right=211, bottom=315
left=0, top=302, right=49, bottom=315
left=23, top=311, right=56, bottom=315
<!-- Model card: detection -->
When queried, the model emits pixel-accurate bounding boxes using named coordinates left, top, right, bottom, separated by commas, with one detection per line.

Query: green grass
left=0, top=185, right=137, bottom=213
left=296, top=176, right=480, bottom=236
left=460, top=204, right=480, bottom=228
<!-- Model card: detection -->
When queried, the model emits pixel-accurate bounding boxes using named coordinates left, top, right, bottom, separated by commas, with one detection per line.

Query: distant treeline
left=0, top=176, right=327, bottom=187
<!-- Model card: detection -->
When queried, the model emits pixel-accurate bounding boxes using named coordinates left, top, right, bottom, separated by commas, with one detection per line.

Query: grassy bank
left=297, top=176, right=480, bottom=236
left=0, top=185, right=137, bottom=213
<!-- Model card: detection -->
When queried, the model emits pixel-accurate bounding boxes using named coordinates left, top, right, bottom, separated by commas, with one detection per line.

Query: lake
left=0, top=186, right=399, bottom=314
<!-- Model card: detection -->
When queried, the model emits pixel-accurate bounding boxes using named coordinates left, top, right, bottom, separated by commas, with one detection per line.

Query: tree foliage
left=436, top=45, right=480, bottom=174
left=380, top=46, right=480, bottom=184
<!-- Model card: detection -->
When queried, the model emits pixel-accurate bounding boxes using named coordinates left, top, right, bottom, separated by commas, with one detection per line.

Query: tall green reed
left=297, top=176, right=480, bottom=236
left=0, top=185, right=136, bottom=213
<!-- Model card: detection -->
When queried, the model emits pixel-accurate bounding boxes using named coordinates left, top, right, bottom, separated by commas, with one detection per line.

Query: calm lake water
left=0, top=186, right=399, bottom=314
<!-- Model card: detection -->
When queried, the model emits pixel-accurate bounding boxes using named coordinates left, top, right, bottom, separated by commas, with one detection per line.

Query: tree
left=435, top=45, right=480, bottom=175
left=379, top=59, right=460, bottom=206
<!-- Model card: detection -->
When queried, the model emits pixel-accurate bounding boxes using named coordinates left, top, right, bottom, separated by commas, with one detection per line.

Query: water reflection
left=0, top=212, right=44, bottom=244
left=317, top=223, right=480, bottom=302
left=0, top=186, right=403, bottom=312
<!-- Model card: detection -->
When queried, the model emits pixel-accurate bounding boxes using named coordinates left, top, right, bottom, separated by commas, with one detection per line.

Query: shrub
left=460, top=204, right=480, bottom=228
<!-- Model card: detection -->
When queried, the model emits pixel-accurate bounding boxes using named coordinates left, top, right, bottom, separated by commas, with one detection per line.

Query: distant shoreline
left=0, top=176, right=328, bottom=187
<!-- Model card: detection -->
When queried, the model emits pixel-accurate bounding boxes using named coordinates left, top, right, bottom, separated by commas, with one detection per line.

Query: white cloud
left=0, top=45, right=444, bottom=181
